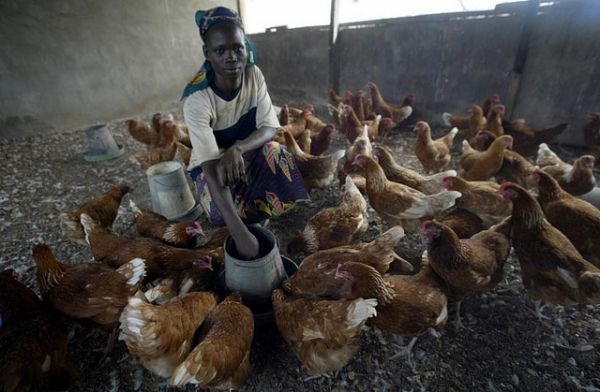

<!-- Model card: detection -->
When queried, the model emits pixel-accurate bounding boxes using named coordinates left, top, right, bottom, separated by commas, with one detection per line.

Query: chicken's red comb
left=499, top=181, right=515, bottom=191
left=492, top=93, right=501, bottom=101
left=414, top=121, right=427, bottom=129
left=419, top=219, right=434, bottom=231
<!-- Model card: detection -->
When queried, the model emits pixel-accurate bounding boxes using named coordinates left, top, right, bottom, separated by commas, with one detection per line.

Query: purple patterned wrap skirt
left=192, top=141, right=309, bottom=227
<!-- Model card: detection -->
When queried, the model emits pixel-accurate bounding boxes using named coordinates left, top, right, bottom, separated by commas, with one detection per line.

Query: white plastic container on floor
left=146, top=161, right=199, bottom=220
left=579, top=186, right=600, bottom=208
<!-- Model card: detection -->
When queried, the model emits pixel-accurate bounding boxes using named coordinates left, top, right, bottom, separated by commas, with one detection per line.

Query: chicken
left=350, top=90, right=367, bottom=121
left=282, top=130, right=345, bottom=191
left=33, top=244, right=146, bottom=327
left=170, top=293, right=254, bottom=389
left=283, top=261, right=395, bottom=306
left=414, top=121, right=458, bottom=173
left=465, top=104, right=487, bottom=140
left=340, top=104, right=381, bottom=143
left=373, top=144, right=457, bottom=194
left=80, top=213, right=217, bottom=281
left=367, top=82, right=414, bottom=124
left=503, top=120, right=568, bottom=156
left=177, top=141, right=192, bottom=167
left=353, top=155, right=461, bottom=231
left=459, top=135, right=513, bottom=181
left=127, top=119, right=159, bottom=146
left=274, top=109, right=310, bottom=142
left=536, top=143, right=596, bottom=195
left=272, top=289, right=377, bottom=375
left=377, top=117, right=396, bottom=139
left=119, top=291, right=217, bottom=377
left=59, top=183, right=130, bottom=245
left=175, top=123, right=192, bottom=148
left=278, top=104, right=290, bottom=125
left=498, top=182, right=600, bottom=311
left=533, top=169, right=600, bottom=267
left=296, top=128, right=312, bottom=154
left=129, top=200, right=204, bottom=248
left=583, top=112, right=600, bottom=160
left=0, top=269, right=78, bottom=392
left=304, top=105, right=328, bottom=133
left=328, top=88, right=351, bottom=108
left=291, top=225, right=412, bottom=275
left=287, top=175, right=368, bottom=255
left=441, top=176, right=512, bottom=227
left=310, top=124, right=335, bottom=156
left=484, top=104, right=505, bottom=136
left=482, top=93, right=501, bottom=118
left=368, top=257, right=448, bottom=365
left=421, top=219, right=510, bottom=327
left=437, top=208, right=484, bottom=238
left=469, top=129, right=496, bottom=151
left=338, top=124, right=373, bottom=187
left=132, top=119, right=179, bottom=169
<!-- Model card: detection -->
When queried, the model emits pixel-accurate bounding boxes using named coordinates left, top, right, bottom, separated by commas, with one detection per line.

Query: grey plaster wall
left=251, top=26, right=330, bottom=109
left=252, top=0, right=600, bottom=146
left=0, top=0, right=236, bottom=138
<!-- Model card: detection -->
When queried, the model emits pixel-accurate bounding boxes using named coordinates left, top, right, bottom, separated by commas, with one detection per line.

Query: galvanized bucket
left=146, top=161, right=201, bottom=221
left=224, top=225, right=288, bottom=310
left=83, top=124, right=125, bottom=161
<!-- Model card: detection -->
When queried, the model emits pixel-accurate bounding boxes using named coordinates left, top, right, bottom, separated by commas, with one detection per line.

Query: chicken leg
left=389, top=336, right=419, bottom=368
left=453, top=300, right=466, bottom=330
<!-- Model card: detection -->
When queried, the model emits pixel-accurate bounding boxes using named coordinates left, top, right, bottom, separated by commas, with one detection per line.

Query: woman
left=182, top=7, right=308, bottom=259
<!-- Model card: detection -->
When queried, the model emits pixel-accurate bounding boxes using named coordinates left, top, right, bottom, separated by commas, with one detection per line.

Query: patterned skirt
left=193, top=141, right=309, bottom=227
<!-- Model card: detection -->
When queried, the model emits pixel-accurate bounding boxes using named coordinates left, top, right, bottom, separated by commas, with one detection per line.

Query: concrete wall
left=0, top=0, right=236, bottom=138
left=251, top=0, right=600, bottom=146
left=251, top=26, right=330, bottom=109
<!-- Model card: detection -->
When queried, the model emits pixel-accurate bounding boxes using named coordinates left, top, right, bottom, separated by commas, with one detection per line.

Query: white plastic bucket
left=579, top=187, right=600, bottom=208
left=146, top=161, right=197, bottom=220
left=83, top=124, right=125, bottom=161
left=224, top=225, right=287, bottom=308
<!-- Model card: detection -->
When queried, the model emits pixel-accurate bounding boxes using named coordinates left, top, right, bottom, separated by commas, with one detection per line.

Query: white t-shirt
left=183, top=65, right=280, bottom=172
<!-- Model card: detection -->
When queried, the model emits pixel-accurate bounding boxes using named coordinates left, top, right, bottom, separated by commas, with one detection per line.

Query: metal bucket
left=224, top=225, right=288, bottom=311
left=83, top=124, right=125, bottom=162
left=146, top=161, right=201, bottom=221
left=579, top=187, right=600, bottom=208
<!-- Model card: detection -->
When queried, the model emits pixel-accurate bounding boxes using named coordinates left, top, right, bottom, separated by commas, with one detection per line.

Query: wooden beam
left=328, top=0, right=340, bottom=91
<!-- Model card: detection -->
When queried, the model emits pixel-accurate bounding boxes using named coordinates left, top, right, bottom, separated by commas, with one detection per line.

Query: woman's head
left=196, top=7, right=247, bottom=81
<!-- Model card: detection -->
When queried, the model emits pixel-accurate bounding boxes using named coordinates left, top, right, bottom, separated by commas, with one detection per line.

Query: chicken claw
left=389, top=336, right=419, bottom=368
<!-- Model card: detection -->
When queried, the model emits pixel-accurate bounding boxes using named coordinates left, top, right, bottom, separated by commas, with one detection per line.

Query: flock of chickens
left=2, top=81, right=600, bottom=391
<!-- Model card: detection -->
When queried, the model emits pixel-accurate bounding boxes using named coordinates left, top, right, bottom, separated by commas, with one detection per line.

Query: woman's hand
left=218, top=145, right=245, bottom=186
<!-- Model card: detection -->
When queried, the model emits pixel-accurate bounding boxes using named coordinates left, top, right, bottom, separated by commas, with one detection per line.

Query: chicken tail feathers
left=116, top=258, right=147, bottom=287
left=347, top=298, right=378, bottom=328
left=536, top=143, right=561, bottom=167
left=442, top=112, right=453, bottom=127
left=425, top=190, right=462, bottom=216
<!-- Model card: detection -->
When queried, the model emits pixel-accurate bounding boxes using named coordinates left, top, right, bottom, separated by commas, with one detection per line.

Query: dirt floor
left=1, top=110, right=600, bottom=392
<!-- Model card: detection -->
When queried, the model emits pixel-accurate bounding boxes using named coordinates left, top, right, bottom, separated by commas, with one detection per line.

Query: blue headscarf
left=181, top=7, right=258, bottom=100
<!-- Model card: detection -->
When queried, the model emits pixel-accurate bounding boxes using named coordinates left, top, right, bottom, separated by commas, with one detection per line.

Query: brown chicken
left=290, top=225, right=412, bottom=275
left=59, top=183, right=130, bottom=245
left=33, top=244, right=146, bottom=326
left=283, top=130, right=345, bottom=191
left=296, top=128, right=312, bottom=154
left=465, top=104, right=487, bottom=140
left=482, top=93, right=501, bottom=118
left=374, top=144, right=457, bottom=194
left=170, top=293, right=254, bottom=389
left=484, top=104, right=505, bottom=136
left=328, top=88, right=351, bottom=108
left=442, top=176, right=512, bottom=227
left=130, top=200, right=204, bottom=248
left=310, top=124, right=335, bottom=156
left=354, top=155, right=461, bottom=231
left=272, top=289, right=377, bottom=375
left=80, top=213, right=217, bottom=281
left=127, top=119, right=159, bottom=146
left=304, top=105, right=328, bottom=133
left=533, top=169, right=600, bottom=267
left=437, top=208, right=484, bottom=238
left=459, top=135, right=513, bottom=180
left=287, top=175, right=368, bottom=255
left=536, top=143, right=596, bottom=195
left=274, top=109, right=310, bottom=142
left=350, top=90, right=368, bottom=121
left=498, top=182, right=600, bottom=312
left=367, top=82, right=414, bottom=124
left=421, top=219, right=510, bottom=327
left=340, top=104, right=381, bottom=143
left=119, top=291, right=217, bottom=377
left=132, top=119, right=179, bottom=168
left=414, top=121, right=458, bottom=173
left=469, top=129, right=496, bottom=151
left=283, top=261, right=395, bottom=306
left=369, top=256, right=448, bottom=365
left=177, top=141, right=192, bottom=167
left=0, top=269, right=78, bottom=392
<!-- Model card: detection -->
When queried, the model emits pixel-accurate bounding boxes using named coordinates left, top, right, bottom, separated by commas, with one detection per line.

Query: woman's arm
left=201, top=159, right=259, bottom=259
left=219, top=125, right=277, bottom=186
